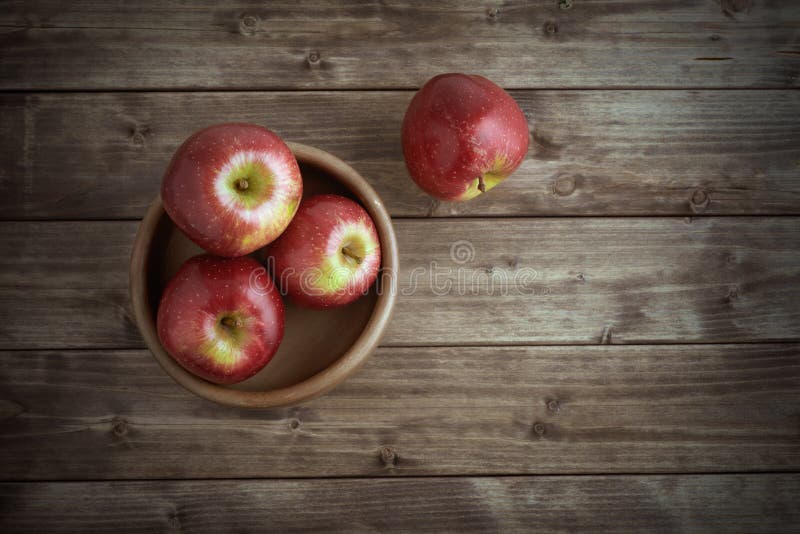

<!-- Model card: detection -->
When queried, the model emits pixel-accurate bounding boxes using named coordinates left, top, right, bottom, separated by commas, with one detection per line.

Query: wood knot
left=289, top=418, right=300, bottom=430
left=553, top=174, right=576, bottom=196
left=486, top=7, right=499, bottom=21
left=425, top=198, right=441, bottom=217
left=546, top=399, right=561, bottom=413
left=544, top=21, right=558, bottom=35
left=307, top=50, right=322, bottom=68
left=130, top=125, right=151, bottom=146
left=530, top=129, right=564, bottom=160
left=724, top=0, right=751, bottom=13
left=379, top=446, right=398, bottom=467
left=532, top=422, right=546, bottom=436
left=507, top=256, right=519, bottom=269
left=727, top=286, right=739, bottom=301
left=710, top=34, right=721, bottom=41
left=111, top=417, right=129, bottom=437
left=600, top=325, right=613, bottom=344
left=559, top=0, right=573, bottom=9
left=576, top=272, right=585, bottom=282
left=239, top=14, right=259, bottom=36
left=167, top=508, right=181, bottom=531
left=690, top=188, right=710, bottom=213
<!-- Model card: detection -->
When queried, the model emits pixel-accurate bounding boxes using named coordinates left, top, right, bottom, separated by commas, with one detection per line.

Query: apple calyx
left=235, top=178, right=250, bottom=191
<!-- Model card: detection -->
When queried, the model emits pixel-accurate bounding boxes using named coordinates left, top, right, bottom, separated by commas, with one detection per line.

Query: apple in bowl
left=132, top=143, right=399, bottom=408
left=157, top=255, right=284, bottom=385
left=161, top=123, right=303, bottom=257
left=401, top=73, right=529, bottom=201
left=267, top=194, right=381, bottom=309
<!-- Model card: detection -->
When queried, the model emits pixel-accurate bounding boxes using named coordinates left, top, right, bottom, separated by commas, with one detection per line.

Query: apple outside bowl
left=130, top=143, right=398, bottom=408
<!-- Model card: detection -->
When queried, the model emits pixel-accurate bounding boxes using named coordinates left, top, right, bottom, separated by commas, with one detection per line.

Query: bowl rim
left=129, top=142, right=398, bottom=408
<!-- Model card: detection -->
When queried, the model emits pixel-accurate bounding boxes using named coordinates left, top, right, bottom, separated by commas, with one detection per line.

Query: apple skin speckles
left=162, top=123, right=303, bottom=257
left=401, top=73, right=529, bottom=201
left=157, top=255, right=284, bottom=384
left=267, top=194, right=381, bottom=309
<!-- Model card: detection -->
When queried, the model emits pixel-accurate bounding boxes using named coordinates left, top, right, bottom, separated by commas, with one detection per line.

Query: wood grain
left=390, top=216, right=800, bottom=345
left=1, top=344, right=798, bottom=479
left=1, top=1, right=798, bottom=90
left=2, top=475, right=799, bottom=533
left=0, top=222, right=140, bottom=349
left=2, top=0, right=798, bottom=527
left=2, top=91, right=800, bottom=219
left=1, top=218, right=799, bottom=349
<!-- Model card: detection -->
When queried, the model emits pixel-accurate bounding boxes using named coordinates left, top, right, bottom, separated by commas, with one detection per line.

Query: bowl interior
left=146, top=159, right=379, bottom=393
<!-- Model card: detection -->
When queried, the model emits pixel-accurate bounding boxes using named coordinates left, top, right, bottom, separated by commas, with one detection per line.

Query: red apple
left=267, top=194, right=381, bottom=309
left=401, top=73, right=529, bottom=201
left=157, top=255, right=284, bottom=384
left=162, top=123, right=303, bottom=257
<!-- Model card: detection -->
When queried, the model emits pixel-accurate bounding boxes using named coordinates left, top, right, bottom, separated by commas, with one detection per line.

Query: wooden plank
left=1, top=1, right=798, bottom=90
left=389, top=216, right=800, bottom=345
left=1, top=345, right=798, bottom=479
left=0, top=222, right=140, bottom=349
left=2, top=91, right=800, bottom=219
left=1, top=218, right=799, bottom=349
left=2, top=475, right=799, bottom=533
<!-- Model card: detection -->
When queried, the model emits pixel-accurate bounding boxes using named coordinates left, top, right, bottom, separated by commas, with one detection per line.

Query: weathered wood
left=1, top=344, right=798, bottom=479
left=1, top=218, right=799, bottom=348
left=0, top=221, right=135, bottom=288
left=390, top=216, right=800, bottom=345
left=2, top=91, right=800, bottom=219
left=2, top=2, right=797, bottom=528
left=1, top=1, right=798, bottom=90
left=0, top=222, right=140, bottom=349
left=2, top=475, right=799, bottom=533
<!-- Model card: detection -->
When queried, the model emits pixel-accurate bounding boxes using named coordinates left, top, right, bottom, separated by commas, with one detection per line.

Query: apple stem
left=477, top=175, right=486, bottom=193
left=236, top=178, right=249, bottom=191
left=221, top=317, right=243, bottom=328
left=341, top=246, right=363, bottom=264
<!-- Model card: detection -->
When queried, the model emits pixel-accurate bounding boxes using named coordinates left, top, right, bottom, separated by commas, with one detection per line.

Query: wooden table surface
left=1, top=1, right=800, bottom=532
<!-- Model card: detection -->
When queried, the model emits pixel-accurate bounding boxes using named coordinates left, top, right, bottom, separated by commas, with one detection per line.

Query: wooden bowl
left=130, top=143, right=398, bottom=408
